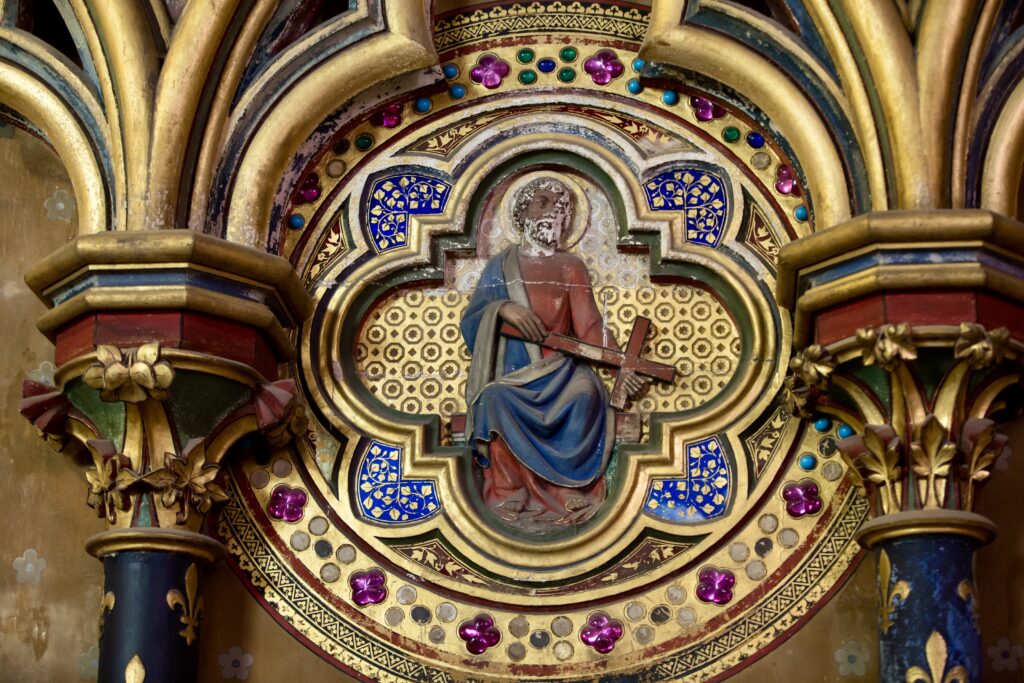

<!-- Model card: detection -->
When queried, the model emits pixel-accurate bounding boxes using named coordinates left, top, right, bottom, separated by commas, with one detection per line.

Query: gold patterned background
left=354, top=183, right=741, bottom=433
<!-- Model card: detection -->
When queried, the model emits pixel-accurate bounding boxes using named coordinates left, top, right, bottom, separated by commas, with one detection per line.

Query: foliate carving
left=118, top=439, right=228, bottom=525
left=789, top=344, right=835, bottom=390
left=783, top=345, right=835, bottom=418
left=83, top=343, right=175, bottom=403
left=838, top=425, right=903, bottom=515
left=855, top=323, right=916, bottom=372
left=790, top=323, right=1016, bottom=518
left=85, top=440, right=132, bottom=524
left=838, top=414, right=1009, bottom=518
left=782, top=374, right=815, bottom=418
left=909, top=416, right=956, bottom=510
left=958, top=418, right=1009, bottom=511
left=954, top=322, right=1008, bottom=369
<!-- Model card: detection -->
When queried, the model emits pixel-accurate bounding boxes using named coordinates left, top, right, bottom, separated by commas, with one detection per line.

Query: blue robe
left=460, top=247, right=612, bottom=487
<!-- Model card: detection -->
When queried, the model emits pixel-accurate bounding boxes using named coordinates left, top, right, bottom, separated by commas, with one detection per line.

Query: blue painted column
left=859, top=511, right=995, bottom=683
left=88, top=530, right=222, bottom=683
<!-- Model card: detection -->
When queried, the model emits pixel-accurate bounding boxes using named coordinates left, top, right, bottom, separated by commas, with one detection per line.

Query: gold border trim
left=26, top=231, right=312, bottom=322
left=856, top=510, right=997, bottom=549
left=86, top=528, right=225, bottom=563
left=777, top=209, right=1024, bottom=306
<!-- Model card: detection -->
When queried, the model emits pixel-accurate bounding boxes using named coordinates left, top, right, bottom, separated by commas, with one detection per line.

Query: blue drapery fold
left=460, top=248, right=611, bottom=487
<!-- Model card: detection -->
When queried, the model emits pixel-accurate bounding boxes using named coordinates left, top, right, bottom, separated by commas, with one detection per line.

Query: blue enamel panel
left=643, top=436, right=730, bottom=523
left=356, top=441, right=441, bottom=524
left=366, top=174, right=452, bottom=252
left=643, top=168, right=728, bottom=247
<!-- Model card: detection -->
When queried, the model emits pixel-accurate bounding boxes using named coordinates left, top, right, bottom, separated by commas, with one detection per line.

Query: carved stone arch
left=642, top=1, right=857, bottom=225
left=221, top=3, right=439, bottom=250
left=10, top=2, right=1024, bottom=682
left=0, top=24, right=111, bottom=233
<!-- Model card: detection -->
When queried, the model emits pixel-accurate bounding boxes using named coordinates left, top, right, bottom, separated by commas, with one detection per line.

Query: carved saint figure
left=461, top=175, right=644, bottom=527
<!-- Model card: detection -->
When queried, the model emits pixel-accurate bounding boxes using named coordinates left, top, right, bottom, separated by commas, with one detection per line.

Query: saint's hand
left=621, top=370, right=649, bottom=400
left=499, top=303, right=548, bottom=342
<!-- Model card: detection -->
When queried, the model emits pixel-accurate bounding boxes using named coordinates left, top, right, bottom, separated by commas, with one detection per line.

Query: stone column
left=776, top=210, right=1022, bottom=682
left=19, top=232, right=311, bottom=683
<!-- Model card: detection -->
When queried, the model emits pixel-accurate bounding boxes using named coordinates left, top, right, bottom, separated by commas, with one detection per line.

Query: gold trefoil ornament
left=856, top=323, right=917, bottom=372
left=83, top=343, right=175, bottom=403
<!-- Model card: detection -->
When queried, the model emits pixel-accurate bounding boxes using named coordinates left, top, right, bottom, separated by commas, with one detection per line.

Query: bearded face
left=519, top=185, right=571, bottom=251
left=523, top=214, right=562, bottom=247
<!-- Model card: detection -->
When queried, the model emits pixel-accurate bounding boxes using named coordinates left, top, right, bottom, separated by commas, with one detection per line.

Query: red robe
left=481, top=251, right=616, bottom=526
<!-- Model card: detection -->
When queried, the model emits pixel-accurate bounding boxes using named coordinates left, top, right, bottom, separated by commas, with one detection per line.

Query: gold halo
left=501, top=171, right=590, bottom=250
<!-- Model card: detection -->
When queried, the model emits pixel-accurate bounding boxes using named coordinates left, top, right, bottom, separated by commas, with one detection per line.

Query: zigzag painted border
left=433, top=2, right=649, bottom=52
left=218, top=477, right=454, bottom=683
left=219, top=469, right=867, bottom=681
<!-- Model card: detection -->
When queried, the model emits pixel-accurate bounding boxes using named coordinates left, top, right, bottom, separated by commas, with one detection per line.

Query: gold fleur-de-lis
left=166, top=563, right=203, bottom=646
left=99, top=591, right=115, bottom=635
left=905, top=631, right=968, bottom=683
left=879, top=549, right=910, bottom=634
left=957, top=580, right=979, bottom=631
left=124, top=654, right=145, bottom=683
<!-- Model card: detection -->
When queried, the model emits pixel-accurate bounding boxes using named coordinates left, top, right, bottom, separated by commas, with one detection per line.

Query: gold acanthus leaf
left=954, top=323, right=1009, bottom=369
left=838, top=424, right=903, bottom=515
left=958, top=418, right=1009, bottom=511
left=909, top=415, right=956, bottom=509
left=857, top=323, right=917, bottom=372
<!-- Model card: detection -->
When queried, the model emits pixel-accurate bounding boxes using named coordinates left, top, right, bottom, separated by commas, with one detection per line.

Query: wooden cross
left=501, top=316, right=676, bottom=409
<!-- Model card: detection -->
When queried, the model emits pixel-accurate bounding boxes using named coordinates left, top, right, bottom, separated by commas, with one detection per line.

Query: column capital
left=19, top=231, right=313, bottom=540
left=775, top=210, right=1021, bottom=682
left=776, top=210, right=1023, bottom=523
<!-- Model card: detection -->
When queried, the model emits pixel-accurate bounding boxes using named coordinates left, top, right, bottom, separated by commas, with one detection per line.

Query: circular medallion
left=218, top=5, right=862, bottom=681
